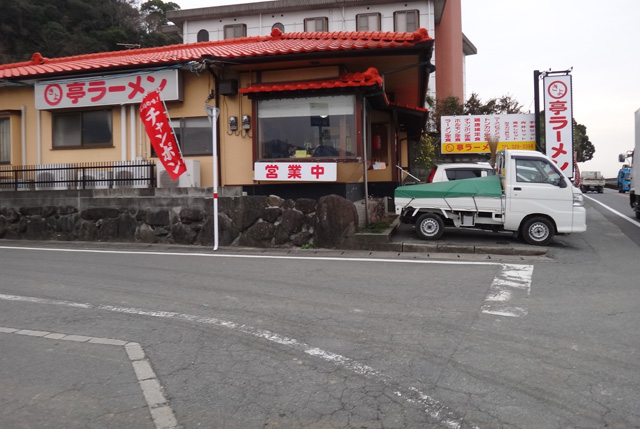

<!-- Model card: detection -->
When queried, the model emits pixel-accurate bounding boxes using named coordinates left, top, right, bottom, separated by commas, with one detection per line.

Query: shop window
left=151, top=117, right=212, bottom=157
left=356, top=13, right=381, bottom=31
left=257, top=95, right=356, bottom=160
left=394, top=10, right=419, bottom=32
left=197, top=29, right=209, bottom=42
left=52, top=110, right=112, bottom=148
left=304, top=17, right=328, bottom=32
left=370, top=123, right=389, bottom=169
left=0, top=117, right=9, bottom=164
left=224, top=24, right=246, bottom=39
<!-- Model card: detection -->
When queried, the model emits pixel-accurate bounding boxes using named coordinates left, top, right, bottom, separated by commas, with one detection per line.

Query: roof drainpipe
left=20, top=105, right=26, bottom=165
left=37, top=109, right=42, bottom=165
left=362, top=97, right=369, bottom=227
left=121, top=105, right=127, bottom=161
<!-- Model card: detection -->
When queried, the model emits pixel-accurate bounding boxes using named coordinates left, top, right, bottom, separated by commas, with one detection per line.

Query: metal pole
left=533, top=70, right=542, bottom=152
left=205, top=105, right=220, bottom=251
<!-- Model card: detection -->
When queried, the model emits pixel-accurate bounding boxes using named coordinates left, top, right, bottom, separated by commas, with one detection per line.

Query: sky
left=171, top=0, right=640, bottom=177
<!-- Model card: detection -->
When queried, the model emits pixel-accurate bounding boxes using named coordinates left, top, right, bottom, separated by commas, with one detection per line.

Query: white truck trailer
left=395, top=149, right=587, bottom=245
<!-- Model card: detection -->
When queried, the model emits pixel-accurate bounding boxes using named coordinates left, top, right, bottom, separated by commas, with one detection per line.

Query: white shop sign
left=35, top=69, right=182, bottom=110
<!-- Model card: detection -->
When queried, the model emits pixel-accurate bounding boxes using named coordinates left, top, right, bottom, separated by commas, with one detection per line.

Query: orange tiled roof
left=239, top=67, right=384, bottom=94
left=0, top=28, right=432, bottom=79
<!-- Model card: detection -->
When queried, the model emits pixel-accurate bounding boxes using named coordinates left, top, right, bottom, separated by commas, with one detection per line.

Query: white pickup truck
left=395, top=149, right=587, bottom=245
left=580, top=170, right=605, bottom=193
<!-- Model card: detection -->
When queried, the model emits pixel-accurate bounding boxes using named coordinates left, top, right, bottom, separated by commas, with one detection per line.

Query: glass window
left=152, top=117, right=212, bottom=157
left=515, top=158, right=562, bottom=185
left=394, top=10, right=419, bottom=32
left=53, top=110, right=112, bottom=148
left=257, top=95, right=356, bottom=160
left=0, top=118, right=10, bottom=164
left=224, top=24, right=246, bottom=39
left=272, top=22, right=285, bottom=33
left=197, top=29, right=209, bottom=42
left=304, top=17, right=328, bottom=32
left=356, top=13, right=381, bottom=31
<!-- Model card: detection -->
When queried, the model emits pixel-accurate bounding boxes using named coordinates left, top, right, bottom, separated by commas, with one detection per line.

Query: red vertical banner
left=140, top=91, right=186, bottom=180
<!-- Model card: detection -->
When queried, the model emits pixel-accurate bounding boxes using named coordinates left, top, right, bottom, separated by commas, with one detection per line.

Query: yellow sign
left=442, top=141, right=536, bottom=154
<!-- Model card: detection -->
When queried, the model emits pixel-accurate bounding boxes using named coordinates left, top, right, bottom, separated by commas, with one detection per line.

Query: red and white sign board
left=543, top=74, right=574, bottom=176
left=35, top=69, right=182, bottom=110
left=254, top=162, right=337, bottom=181
left=440, top=114, right=536, bottom=154
left=140, top=91, right=185, bottom=181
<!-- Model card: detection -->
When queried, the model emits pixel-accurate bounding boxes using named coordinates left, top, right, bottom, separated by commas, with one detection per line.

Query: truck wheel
left=416, top=213, right=444, bottom=240
left=598, top=187, right=603, bottom=193
left=636, top=210, right=640, bottom=220
left=521, top=216, right=554, bottom=246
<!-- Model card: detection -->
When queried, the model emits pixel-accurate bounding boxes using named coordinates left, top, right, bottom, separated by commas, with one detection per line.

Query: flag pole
left=205, top=105, right=220, bottom=251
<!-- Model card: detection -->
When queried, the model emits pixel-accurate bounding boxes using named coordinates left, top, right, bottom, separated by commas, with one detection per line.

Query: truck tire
left=521, top=216, right=554, bottom=246
left=598, top=187, right=603, bottom=193
left=416, top=213, right=444, bottom=240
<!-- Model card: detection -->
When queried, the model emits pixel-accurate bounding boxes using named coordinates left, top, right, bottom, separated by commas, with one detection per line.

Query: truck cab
left=496, top=150, right=585, bottom=237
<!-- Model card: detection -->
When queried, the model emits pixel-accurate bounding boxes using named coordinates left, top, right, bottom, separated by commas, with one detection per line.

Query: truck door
left=505, top=156, right=575, bottom=231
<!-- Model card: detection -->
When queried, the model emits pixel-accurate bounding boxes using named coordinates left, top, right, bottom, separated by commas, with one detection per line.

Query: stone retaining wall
left=0, top=189, right=365, bottom=249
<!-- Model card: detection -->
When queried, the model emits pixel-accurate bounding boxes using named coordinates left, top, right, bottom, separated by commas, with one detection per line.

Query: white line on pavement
left=585, top=195, right=640, bottom=227
left=0, top=326, right=178, bottom=429
left=481, top=263, right=533, bottom=317
left=0, top=292, right=465, bottom=428
left=0, top=244, right=502, bottom=266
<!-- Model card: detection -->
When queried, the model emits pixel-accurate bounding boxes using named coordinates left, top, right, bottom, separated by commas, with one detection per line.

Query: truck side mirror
left=619, top=154, right=626, bottom=162
left=558, top=177, right=568, bottom=188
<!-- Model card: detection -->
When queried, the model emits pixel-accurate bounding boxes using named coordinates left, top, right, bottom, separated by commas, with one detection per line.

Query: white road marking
left=0, top=244, right=530, bottom=428
left=585, top=195, right=640, bottom=227
left=481, top=263, right=533, bottom=317
left=0, top=326, right=178, bottom=429
left=0, top=292, right=464, bottom=428
left=0, top=244, right=503, bottom=267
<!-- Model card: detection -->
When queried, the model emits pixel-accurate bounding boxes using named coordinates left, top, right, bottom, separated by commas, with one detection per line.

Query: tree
left=0, top=0, right=180, bottom=63
left=141, top=0, right=181, bottom=34
left=429, top=92, right=525, bottom=134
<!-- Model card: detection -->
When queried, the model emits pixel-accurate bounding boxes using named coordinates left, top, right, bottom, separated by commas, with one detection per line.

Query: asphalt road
left=1, top=193, right=639, bottom=428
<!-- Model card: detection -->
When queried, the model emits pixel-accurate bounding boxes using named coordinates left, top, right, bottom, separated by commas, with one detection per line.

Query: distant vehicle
left=395, top=149, right=586, bottom=245
left=580, top=170, right=605, bottom=193
left=617, top=167, right=631, bottom=193
left=427, top=162, right=495, bottom=183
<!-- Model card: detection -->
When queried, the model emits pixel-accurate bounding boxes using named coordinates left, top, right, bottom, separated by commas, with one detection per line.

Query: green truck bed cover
left=394, top=175, right=503, bottom=199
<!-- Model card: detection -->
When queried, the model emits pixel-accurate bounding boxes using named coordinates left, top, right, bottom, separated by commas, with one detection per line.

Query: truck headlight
left=573, top=192, right=584, bottom=207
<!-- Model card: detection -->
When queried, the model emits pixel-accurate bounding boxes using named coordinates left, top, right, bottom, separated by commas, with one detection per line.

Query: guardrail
left=0, top=161, right=156, bottom=191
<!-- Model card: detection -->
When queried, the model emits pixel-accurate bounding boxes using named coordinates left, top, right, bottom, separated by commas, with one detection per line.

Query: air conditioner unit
left=77, top=170, right=113, bottom=189
left=157, top=159, right=201, bottom=188
left=113, top=161, right=152, bottom=189
left=35, top=164, right=75, bottom=190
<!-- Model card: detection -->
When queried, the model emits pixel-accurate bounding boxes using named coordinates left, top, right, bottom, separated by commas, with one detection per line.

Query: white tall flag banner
left=543, top=74, right=574, bottom=176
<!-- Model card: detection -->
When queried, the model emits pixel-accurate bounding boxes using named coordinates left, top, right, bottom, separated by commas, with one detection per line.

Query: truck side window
left=516, top=159, right=561, bottom=185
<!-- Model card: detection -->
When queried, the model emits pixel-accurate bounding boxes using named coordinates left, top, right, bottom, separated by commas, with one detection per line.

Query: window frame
left=304, top=17, right=329, bottom=32
left=197, top=29, right=209, bottom=42
left=223, top=24, right=247, bottom=39
left=394, top=10, right=420, bottom=32
left=150, top=116, right=213, bottom=157
left=0, top=117, right=10, bottom=164
left=52, top=109, right=113, bottom=149
left=255, top=94, right=360, bottom=161
left=356, top=13, right=381, bottom=31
